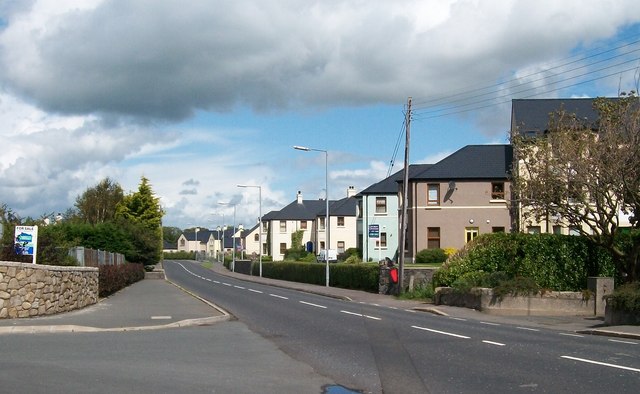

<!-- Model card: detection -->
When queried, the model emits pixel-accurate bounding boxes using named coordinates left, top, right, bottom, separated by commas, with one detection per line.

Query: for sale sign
left=14, top=225, right=38, bottom=264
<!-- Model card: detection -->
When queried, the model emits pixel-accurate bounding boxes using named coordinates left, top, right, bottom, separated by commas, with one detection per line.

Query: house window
left=337, top=217, right=345, bottom=227
left=254, top=233, right=259, bottom=242
left=527, top=226, right=541, bottom=234
left=279, top=220, right=287, bottom=232
left=492, top=227, right=505, bottom=233
left=491, top=182, right=505, bottom=200
left=180, top=239, right=185, bottom=247
left=427, top=184, right=440, bottom=206
left=337, top=241, right=345, bottom=253
left=427, top=227, right=441, bottom=249
left=262, top=243, right=267, bottom=255
left=377, top=232, right=387, bottom=248
left=300, top=220, right=307, bottom=230
left=465, top=227, right=479, bottom=243
left=553, top=225, right=563, bottom=235
left=319, top=217, right=326, bottom=230
left=569, top=226, right=581, bottom=236
left=262, top=222, right=268, bottom=232
left=375, top=197, right=387, bottom=214
left=357, top=200, right=363, bottom=218
left=320, top=241, right=325, bottom=250
left=279, top=243, right=287, bottom=254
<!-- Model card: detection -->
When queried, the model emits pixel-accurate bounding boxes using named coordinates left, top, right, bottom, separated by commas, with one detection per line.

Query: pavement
left=1, top=260, right=639, bottom=340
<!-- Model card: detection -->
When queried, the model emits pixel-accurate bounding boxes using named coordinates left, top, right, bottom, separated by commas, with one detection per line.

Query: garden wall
left=0, top=261, right=98, bottom=319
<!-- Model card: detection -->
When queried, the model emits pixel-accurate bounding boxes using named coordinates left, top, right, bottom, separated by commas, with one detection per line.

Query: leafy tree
left=512, top=93, right=640, bottom=282
left=115, top=176, right=164, bottom=265
left=163, top=226, right=182, bottom=244
left=75, top=177, right=124, bottom=225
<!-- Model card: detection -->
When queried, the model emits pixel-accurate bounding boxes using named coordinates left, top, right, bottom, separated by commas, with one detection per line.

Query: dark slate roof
left=511, top=98, right=621, bottom=136
left=359, top=164, right=432, bottom=195
left=411, top=145, right=513, bottom=180
left=262, top=199, right=327, bottom=221
left=319, top=197, right=357, bottom=216
left=163, top=240, right=177, bottom=250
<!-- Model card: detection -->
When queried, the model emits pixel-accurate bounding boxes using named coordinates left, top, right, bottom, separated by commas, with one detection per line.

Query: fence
left=68, top=246, right=125, bottom=267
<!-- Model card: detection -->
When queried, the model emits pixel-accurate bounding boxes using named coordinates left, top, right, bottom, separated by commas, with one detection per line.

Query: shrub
left=415, top=248, right=447, bottom=264
left=163, top=250, right=196, bottom=260
left=99, top=263, right=145, bottom=298
left=399, top=284, right=435, bottom=300
left=605, top=282, right=640, bottom=314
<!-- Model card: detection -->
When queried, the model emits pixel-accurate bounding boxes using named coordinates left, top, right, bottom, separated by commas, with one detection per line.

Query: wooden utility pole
left=398, top=97, right=411, bottom=294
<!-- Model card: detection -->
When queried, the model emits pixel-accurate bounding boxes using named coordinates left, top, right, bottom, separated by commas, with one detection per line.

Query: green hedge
left=605, top=282, right=640, bottom=315
left=249, top=261, right=379, bottom=292
left=99, top=263, right=145, bottom=298
left=433, top=233, right=617, bottom=291
left=163, top=250, right=196, bottom=260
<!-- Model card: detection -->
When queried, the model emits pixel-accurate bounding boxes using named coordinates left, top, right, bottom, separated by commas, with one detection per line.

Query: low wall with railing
left=69, top=246, right=125, bottom=267
left=0, top=261, right=98, bottom=319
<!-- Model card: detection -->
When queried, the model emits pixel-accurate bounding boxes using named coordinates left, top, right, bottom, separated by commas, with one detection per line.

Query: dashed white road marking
left=517, top=326, right=540, bottom=332
left=234, top=285, right=245, bottom=289
left=269, top=294, right=288, bottom=300
left=450, top=317, right=467, bottom=321
left=213, top=280, right=220, bottom=284
left=248, top=289, right=263, bottom=294
left=412, top=325, right=470, bottom=339
left=222, top=283, right=232, bottom=287
left=340, top=310, right=382, bottom=320
left=559, top=333, right=584, bottom=338
left=561, top=356, right=640, bottom=373
left=608, top=339, right=638, bottom=345
left=480, top=321, right=500, bottom=326
left=300, top=301, right=327, bottom=309
left=483, top=340, right=506, bottom=346
left=151, top=316, right=172, bottom=320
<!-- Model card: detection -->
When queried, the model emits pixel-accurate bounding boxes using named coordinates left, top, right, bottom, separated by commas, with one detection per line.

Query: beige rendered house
left=402, top=145, right=513, bottom=262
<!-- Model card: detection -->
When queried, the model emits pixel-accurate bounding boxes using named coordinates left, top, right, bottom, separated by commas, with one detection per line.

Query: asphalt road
left=165, top=260, right=640, bottom=393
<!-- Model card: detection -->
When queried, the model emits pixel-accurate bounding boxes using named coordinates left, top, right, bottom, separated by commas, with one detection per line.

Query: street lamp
left=293, top=145, right=330, bottom=287
left=237, top=184, right=263, bottom=277
left=219, top=202, right=237, bottom=272
left=211, top=212, right=225, bottom=262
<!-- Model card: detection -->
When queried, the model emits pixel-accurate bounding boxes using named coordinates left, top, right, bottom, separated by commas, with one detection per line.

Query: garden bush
left=99, top=263, right=145, bottom=298
left=605, top=282, right=640, bottom=315
left=433, top=233, right=616, bottom=291
left=415, top=248, right=447, bottom=264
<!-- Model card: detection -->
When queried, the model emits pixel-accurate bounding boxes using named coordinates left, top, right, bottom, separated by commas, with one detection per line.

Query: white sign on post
left=14, top=225, right=38, bottom=264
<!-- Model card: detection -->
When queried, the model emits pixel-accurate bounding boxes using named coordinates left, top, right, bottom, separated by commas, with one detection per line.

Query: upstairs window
left=279, top=220, right=287, bottom=232
left=300, top=220, right=307, bottom=230
left=319, top=217, right=326, bottom=230
left=375, top=197, right=387, bottom=214
left=427, top=184, right=440, bottom=206
left=337, top=217, right=345, bottom=227
left=491, top=182, right=505, bottom=200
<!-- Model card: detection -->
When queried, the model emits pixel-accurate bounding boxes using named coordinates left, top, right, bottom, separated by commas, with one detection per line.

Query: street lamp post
left=293, top=145, right=330, bottom=287
left=212, top=213, right=225, bottom=262
left=219, top=202, right=237, bottom=272
left=237, top=184, right=263, bottom=277
left=194, top=227, right=200, bottom=260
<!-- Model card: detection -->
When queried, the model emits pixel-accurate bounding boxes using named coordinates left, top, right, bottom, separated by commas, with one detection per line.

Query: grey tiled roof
left=262, top=199, right=327, bottom=221
left=411, top=145, right=513, bottom=180
left=511, top=98, right=620, bottom=136
left=358, top=164, right=433, bottom=195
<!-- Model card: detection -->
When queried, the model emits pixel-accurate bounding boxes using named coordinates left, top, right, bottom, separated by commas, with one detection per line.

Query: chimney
left=297, top=191, right=303, bottom=204
left=347, top=186, right=356, bottom=198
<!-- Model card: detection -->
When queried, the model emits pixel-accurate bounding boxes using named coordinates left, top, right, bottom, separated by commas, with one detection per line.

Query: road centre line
left=248, top=289, right=263, bottom=293
left=411, top=325, right=470, bottom=339
left=269, top=294, right=289, bottom=300
left=450, top=317, right=467, bottom=321
left=340, top=310, right=382, bottom=320
left=561, top=356, right=640, bottom=373
left=482, top=340, right=506, bottom=346
left=213, top=280, right=220, bottom=284
left=222, top=283, right=232, bottom=287
left=517, top=326, right=540, bottom=332
left=300, top=301, right=327, bottom=309
left=608, top=339, right=638, bottom=345
left=234, top=285, right=246, bottom=289
left=480, top=321, right=500, bottom=326
left=205, top=278, right=212, bottom=282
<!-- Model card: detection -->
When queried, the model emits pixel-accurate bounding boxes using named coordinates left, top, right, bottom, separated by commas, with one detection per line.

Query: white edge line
left=608, top=339, right=638, bottom=345
left=411, top=325, right=470, bottom=339
left=559, top=333, right=584, bottom=338
left=561, top=356, right=640, bottom=373
left=300, top=301, right=327, bottom=309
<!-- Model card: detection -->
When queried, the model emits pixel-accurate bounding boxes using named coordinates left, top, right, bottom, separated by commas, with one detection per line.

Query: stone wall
left=0, top=261, right=99, bottom=319
left=379, top=266, right=437, bottom=294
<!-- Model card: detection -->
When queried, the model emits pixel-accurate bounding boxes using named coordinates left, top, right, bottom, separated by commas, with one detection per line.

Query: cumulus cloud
left=1, top=0, right=638, bottom=122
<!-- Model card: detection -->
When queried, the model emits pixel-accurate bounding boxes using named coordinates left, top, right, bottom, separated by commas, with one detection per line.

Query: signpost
left=368, top=224, right=381, bottom=262
left=14, top=225, right=38, bottom=264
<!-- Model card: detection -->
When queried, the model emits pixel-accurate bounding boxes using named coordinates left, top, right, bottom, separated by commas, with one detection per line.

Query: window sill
left=490, top=199, right=507, bottom=203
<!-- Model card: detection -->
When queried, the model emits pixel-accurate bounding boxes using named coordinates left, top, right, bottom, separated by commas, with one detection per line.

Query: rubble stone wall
left=0, top=261, right=98, bottom=319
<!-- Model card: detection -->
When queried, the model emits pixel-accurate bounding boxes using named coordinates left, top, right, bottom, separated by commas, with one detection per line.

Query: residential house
left=240, top=223, right=263, bottom=259
left=510, top=98, right=632, bottom=234
left=356, top=165, right=430, bottom=263
left=262, top=188, right=358, bottom=261
left=402, top=145, right=513, bottom=262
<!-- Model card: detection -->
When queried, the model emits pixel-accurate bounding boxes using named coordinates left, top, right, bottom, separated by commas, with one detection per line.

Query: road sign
left=368, top=224, right=380, bottom=238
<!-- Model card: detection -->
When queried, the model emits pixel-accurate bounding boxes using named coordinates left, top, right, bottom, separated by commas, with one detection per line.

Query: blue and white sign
left=14, top=225, right=38, bottom=263
left=368, top=224, right=380, bottom=238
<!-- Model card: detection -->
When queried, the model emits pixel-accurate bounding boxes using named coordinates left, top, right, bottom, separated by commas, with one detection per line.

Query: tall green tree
left=512, top=93, right=640, bottom=282
left=116, top=176, right=164, bottom=265
left=75, top=177, right=124, bottom=225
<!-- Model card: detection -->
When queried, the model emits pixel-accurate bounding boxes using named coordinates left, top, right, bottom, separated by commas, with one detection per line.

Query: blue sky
left=0, top=1, right=639, bottom=230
